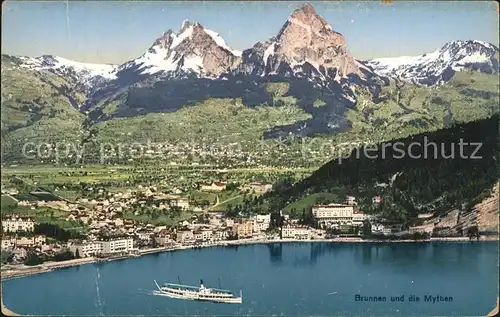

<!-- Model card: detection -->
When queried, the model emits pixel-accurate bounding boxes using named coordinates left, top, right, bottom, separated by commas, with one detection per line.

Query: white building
left=97, top=238, right=134, bottom=254
left=2, top=215, right=35, bottom=233
left=70, top=242, right=103, bottom=257
left=371, top=224, right=391, bottom=235
left=200, top=182, right=226, bottom=192
left=214, top=230, right=229, bottom=241
left=253, top=214, right=271, bottom=232
left=171, top=197, right=190, bottom=210
left=176, top=229, right=194, bottom=243
left=311, top=204, right=355, bottom=228
left=345, top=196, right=357, bottom=205
left=281, top=225, right=311, bottom=240
left=1, top=238, right=13, bottom=250
left=352, top=210, right=366, bottom=226
left=225, top=218, right=234, bottom=227
left=194, top=228, right=213, bottom=241
left=241, top=183, right=273, bottom=194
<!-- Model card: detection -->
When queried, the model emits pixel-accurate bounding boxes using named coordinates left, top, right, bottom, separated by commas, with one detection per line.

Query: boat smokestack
left=200, top=279, right=204, bottom=288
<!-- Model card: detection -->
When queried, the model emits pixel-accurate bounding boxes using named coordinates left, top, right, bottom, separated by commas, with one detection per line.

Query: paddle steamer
left=153, top=279, right=242, bottom=304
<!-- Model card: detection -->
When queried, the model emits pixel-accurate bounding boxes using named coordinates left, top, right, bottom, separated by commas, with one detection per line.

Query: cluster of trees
left=225, top=194, right=266, bottom=217
left=34, top=223, right=85, bottom=242
left=298, top=209, right=314, bottom=226
left=1, top=250, right=14, bottom=264
left=263, top=115, right=499, bottom=228
left=126, top=205, right=183, bottom=220
left=24, top=249, right=76, bottom=266
left=364, top=232, right=431, bottom=241
left=466, top=226, right=480, bottom=240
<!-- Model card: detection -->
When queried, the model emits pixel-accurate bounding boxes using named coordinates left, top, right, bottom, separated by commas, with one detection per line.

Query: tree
left=299, top=208, right=314, bottom=226
left=1, top=250, right=14, bottom=264
left=270, top=211, right=283, bottom=228
left=25, top=250, right=43, bottom=266
left=362, top=220, right=372, bottom=237
left=466, top=226, right=480, bottom=240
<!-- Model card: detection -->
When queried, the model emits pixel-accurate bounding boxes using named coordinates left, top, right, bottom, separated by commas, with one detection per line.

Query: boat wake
left=152, top=290, right=171, bottom=297
left=327, top=292, right=338, bottom=295
left=95, top=267, right=104, bottom=316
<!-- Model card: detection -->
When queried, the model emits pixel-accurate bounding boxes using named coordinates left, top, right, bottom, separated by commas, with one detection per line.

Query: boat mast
left=218, top=278, right=222, bottom=289
left=153, top=280, right=161, bottom=291
left=177, top=276, right=181, bottom=284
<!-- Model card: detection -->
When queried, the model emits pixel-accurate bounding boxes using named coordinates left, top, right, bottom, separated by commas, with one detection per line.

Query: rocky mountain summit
left=239, top=3, right=364, bottom=82
left=117, top=20, right=242, bottom=78
left=5, top=2, right=498, bottom=108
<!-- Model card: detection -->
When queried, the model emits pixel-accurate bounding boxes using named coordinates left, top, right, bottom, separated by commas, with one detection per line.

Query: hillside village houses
left=2, top=215, right=35, bottom=232
left=199, top=181, right=227, bottom=192
left=170, top=197, right=189, bottom=210
left=176, top=228, right=195, bottom=244
left=154, top=229, right=175, bottom=247
left=1, top=235, right=46, bottom=249
left=240, top=182, right=273, bottom=194
left=371, top=223, right=392, bottom=235
left=1, top=186, right=404, bottom=267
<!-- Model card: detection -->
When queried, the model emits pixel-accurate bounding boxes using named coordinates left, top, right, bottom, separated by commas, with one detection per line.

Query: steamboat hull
left=153, top=280, right=242, bottom=304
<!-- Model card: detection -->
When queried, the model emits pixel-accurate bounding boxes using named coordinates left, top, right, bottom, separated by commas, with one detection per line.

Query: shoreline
left=1, top=236, right=498, bottom=281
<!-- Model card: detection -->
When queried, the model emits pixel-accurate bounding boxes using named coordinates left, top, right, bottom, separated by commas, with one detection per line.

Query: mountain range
left=1, top=3, right=499, bottom=165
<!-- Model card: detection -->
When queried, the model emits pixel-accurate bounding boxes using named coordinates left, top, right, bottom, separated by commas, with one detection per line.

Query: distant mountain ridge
left=364, top=40, right=499, bottom=86
left=5, top=3, right=498, bottom=106
left=3, top=2, right=498, bottom=117
left=1, top=2, right=499, bottom=165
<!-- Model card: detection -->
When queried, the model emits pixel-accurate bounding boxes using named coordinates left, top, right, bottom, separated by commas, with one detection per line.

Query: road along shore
left=1, top=235, right=497, bottom=281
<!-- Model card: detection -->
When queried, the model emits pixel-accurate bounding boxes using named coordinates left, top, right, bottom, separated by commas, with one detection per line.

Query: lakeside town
left=2, top=178, right=498, bottom=281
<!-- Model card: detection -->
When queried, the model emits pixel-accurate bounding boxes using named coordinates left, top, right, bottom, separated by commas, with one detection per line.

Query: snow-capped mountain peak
left=365, top=40, right=499, bottom=86
left=120, top=21, right=242, bottom=77
left=18, top=55, right=117, bottom=80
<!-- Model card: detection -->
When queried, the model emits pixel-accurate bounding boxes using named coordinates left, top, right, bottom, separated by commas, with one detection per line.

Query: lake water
left=2, top=242, right=498, bottom=316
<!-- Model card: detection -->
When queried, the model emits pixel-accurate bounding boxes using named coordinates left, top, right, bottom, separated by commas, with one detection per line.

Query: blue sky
left=2, top=1, right=498, bottom=64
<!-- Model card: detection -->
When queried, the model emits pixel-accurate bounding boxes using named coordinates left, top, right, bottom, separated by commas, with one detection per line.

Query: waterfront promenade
left=1, top=235, right=497, bottom=281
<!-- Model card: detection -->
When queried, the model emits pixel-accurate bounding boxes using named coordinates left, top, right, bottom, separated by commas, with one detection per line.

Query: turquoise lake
left=2, top=242, right=498, bottom=316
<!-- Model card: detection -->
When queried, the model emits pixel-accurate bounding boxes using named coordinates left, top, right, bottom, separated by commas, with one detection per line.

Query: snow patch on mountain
left=204, top=29, right=242, bottom=57
left=18, top=55, right=117, bottom=80
left=171, top=26, right=193, bottom=48
left=120, top=22, right=241, bottom=78
left=263, top=43, right=276, bottom=67
left=365, top=40, right=498, bottom=86
left=132, top=48, right=178, bottom=75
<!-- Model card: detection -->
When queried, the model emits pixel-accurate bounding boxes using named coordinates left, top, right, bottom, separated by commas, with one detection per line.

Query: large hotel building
left=311, top=204, right=365, bottom=228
